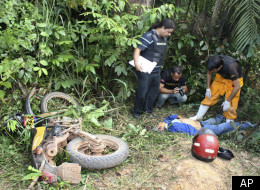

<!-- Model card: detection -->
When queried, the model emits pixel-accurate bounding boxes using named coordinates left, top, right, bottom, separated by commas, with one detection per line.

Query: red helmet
left=191, top=128, right=219, bottom=162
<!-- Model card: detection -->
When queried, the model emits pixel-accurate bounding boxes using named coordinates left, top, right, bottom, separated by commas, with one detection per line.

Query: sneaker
left=156, top=106, right=162, bottom=110
left=132, top=112, right=140, bottom=119
left=189, top=115, right=199, bottom=120
left=148, top=113, right=158, bottom=119
left=226, top=119, right=234, bottom=123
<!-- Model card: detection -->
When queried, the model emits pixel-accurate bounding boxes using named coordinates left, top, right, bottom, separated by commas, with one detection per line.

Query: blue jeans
left=133, top=71, right=161, bottom=114
left=156, top=93, right=187, bottom=107
left=201, top=114, right=254, bottom=135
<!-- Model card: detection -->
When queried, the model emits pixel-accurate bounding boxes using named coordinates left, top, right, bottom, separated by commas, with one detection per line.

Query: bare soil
left=88, top=138, right=259, bottom=190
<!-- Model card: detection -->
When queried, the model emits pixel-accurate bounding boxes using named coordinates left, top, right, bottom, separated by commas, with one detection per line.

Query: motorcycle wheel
left=66, top=135, right=129, bottom=169
left=41, top=92, right=79, bottom=113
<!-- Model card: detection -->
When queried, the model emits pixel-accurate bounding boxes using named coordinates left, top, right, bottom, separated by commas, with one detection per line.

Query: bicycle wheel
left=66, top=135, right=129, bottom=169
left=41, top=92, right=79, bottom=113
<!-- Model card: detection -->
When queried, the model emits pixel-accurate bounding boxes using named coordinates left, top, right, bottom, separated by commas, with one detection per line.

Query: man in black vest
left=132, top=19, right=176, bottom=119
left=190, top=55, right=243, bottom=122
left=156, top=67, right=188, bottom=108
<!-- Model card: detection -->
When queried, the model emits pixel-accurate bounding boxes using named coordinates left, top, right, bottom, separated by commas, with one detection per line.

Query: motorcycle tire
left=66, top=135, right=129, bottom=169
left=25, top=87, right=37, bottom=115
left=41, top=92, right=79, bottom=113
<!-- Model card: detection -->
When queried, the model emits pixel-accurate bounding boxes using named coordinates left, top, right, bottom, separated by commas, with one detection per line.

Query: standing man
left=132, top=19, right=176, bottom=119
left=156, top=66, right=188, bottom=109
left=190, top=55, right=243, bottom=122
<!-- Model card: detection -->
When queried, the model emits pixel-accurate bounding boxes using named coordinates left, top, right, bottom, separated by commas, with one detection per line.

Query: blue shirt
left=163, top=115, right=198, bottom=135
left=137, top=29, right=164, bottom=72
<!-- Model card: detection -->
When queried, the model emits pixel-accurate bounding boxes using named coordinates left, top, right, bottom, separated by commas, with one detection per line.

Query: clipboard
left=129, top=56, right=157, bottom=74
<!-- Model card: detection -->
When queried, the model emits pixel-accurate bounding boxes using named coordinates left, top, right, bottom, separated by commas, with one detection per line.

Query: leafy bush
left=238, top=87, right=260, bottom=124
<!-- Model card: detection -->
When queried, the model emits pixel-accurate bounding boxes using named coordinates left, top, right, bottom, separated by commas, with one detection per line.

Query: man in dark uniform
left=190, top=55, right=243, bottom=122
left=132, top=19, right=176, bottom=119
left=156, top=66, right=188, bottom=108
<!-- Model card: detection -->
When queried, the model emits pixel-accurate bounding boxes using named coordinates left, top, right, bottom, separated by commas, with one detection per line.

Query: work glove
left=205, top=88, right=211, bottom=99
left=222, top=100, right=230, bottom=112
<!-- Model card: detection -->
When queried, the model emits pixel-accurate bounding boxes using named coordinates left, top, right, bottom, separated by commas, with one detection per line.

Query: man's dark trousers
left=133, top=70, right=160, bottom=114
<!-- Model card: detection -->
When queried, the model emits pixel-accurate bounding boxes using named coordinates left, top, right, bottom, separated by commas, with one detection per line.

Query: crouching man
left=189, top=55, right=243, bottom=122
left=156, top=66, right=188, bottom=109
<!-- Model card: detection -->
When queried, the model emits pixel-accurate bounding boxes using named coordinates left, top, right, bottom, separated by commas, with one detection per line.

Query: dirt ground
left=88, top=138, right=259, bottom=190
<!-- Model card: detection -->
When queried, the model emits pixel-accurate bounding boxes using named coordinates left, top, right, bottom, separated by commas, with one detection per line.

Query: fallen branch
left=17, top=80, right=28, bottom=98
left=83, top=175, right=90, bottom=190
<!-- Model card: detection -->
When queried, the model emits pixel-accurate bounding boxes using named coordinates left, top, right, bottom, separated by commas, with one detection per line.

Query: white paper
left=129, top=56, right=157, bottom=74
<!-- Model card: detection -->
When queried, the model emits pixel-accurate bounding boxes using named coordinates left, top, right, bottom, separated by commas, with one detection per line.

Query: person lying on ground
left=156, top=114, right=253, bottom=135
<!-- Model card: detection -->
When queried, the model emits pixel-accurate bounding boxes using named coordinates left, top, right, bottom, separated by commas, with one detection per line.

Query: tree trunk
left=218, top=0, right=231, bottom=39
left=128, top=0, right=154, bottom=7
left=128, top=0, right=154, bottom=15
left=212, top=0, right=223, bottom=25
left=185, top=0, right=192, bottom=19
left=194, top=1, right=198, bottom=13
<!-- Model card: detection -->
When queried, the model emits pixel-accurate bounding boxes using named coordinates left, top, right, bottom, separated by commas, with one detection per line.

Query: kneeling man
left=156, top=67, right=188, bottom=108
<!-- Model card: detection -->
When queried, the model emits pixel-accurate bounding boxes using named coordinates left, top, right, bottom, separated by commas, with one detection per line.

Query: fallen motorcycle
left=21, top=88, right=129, bottom=184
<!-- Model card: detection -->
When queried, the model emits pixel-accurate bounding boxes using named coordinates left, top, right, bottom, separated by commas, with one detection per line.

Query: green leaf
left=178, top=41, right=183, bottom=49
left=7, top=120, right=18, bottom=132
left=201, top=45, right=207, bottom=51
left=122, top=132, right=133, bottom=140
left=216, top=47, right=222, bottom=52
left=90, top=117, right=101, bottom=127
left=82, top=105, right=95, bottom=113
left=40, top=60, right=48, bottom=66
left=40, top=32, right=49, bottom=37
left=0, top=81, right=11, bottom=88
left=57, top=30, right=66, bottom=36
left=137, top=21, right=143, bottom=30
left=54, top=32, right=60, bottom=39
left=0, top=90, right=6, bottom=103
left=190, top=41, right=194, bottom=47
left=103, top=118, right=113, bottom=129
left=57, top=41, right=73, bottom=45
left=33, top=67, right=40, bottom=71
left=55, top=82, right=61, bottom=90
left=140, top=129, right=147, bottom=136
left=38, top=69, right=42, bottom=77
left=61, top=81, right=71, bottom=89
left=89, top=66, right=96, bottom=74
left=150, top=14, right=157, bottom=24
left=128, top=124, right=138, bottom=133
left=118, top=0, right=125, bottom=11
left=37, top=23, right=48, bottom=27
left=28, top=34, right=37, bottom=40
left=22, top=173, right=40, bottom=180
left=42, top=68, right=48, bottom=75
left=114, top=15, right=121, bottom=22
left=93, top=55, right=100, bottom=63
left=115, top=65, right=127, bottom=76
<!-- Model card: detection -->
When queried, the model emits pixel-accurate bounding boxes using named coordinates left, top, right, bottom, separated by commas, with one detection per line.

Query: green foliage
left=229, top=0, right=260, bottom=56
left=122, top=123, right=147, bottom=141
left=0, top=135, right=32, bottom=189
left=22, top=166, right=42, bottom=180
left=244, top=129, right=260, bottom=152
left=238, top=87, right=260, bottom=124
left=80, top=100, right=110, bottom=128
